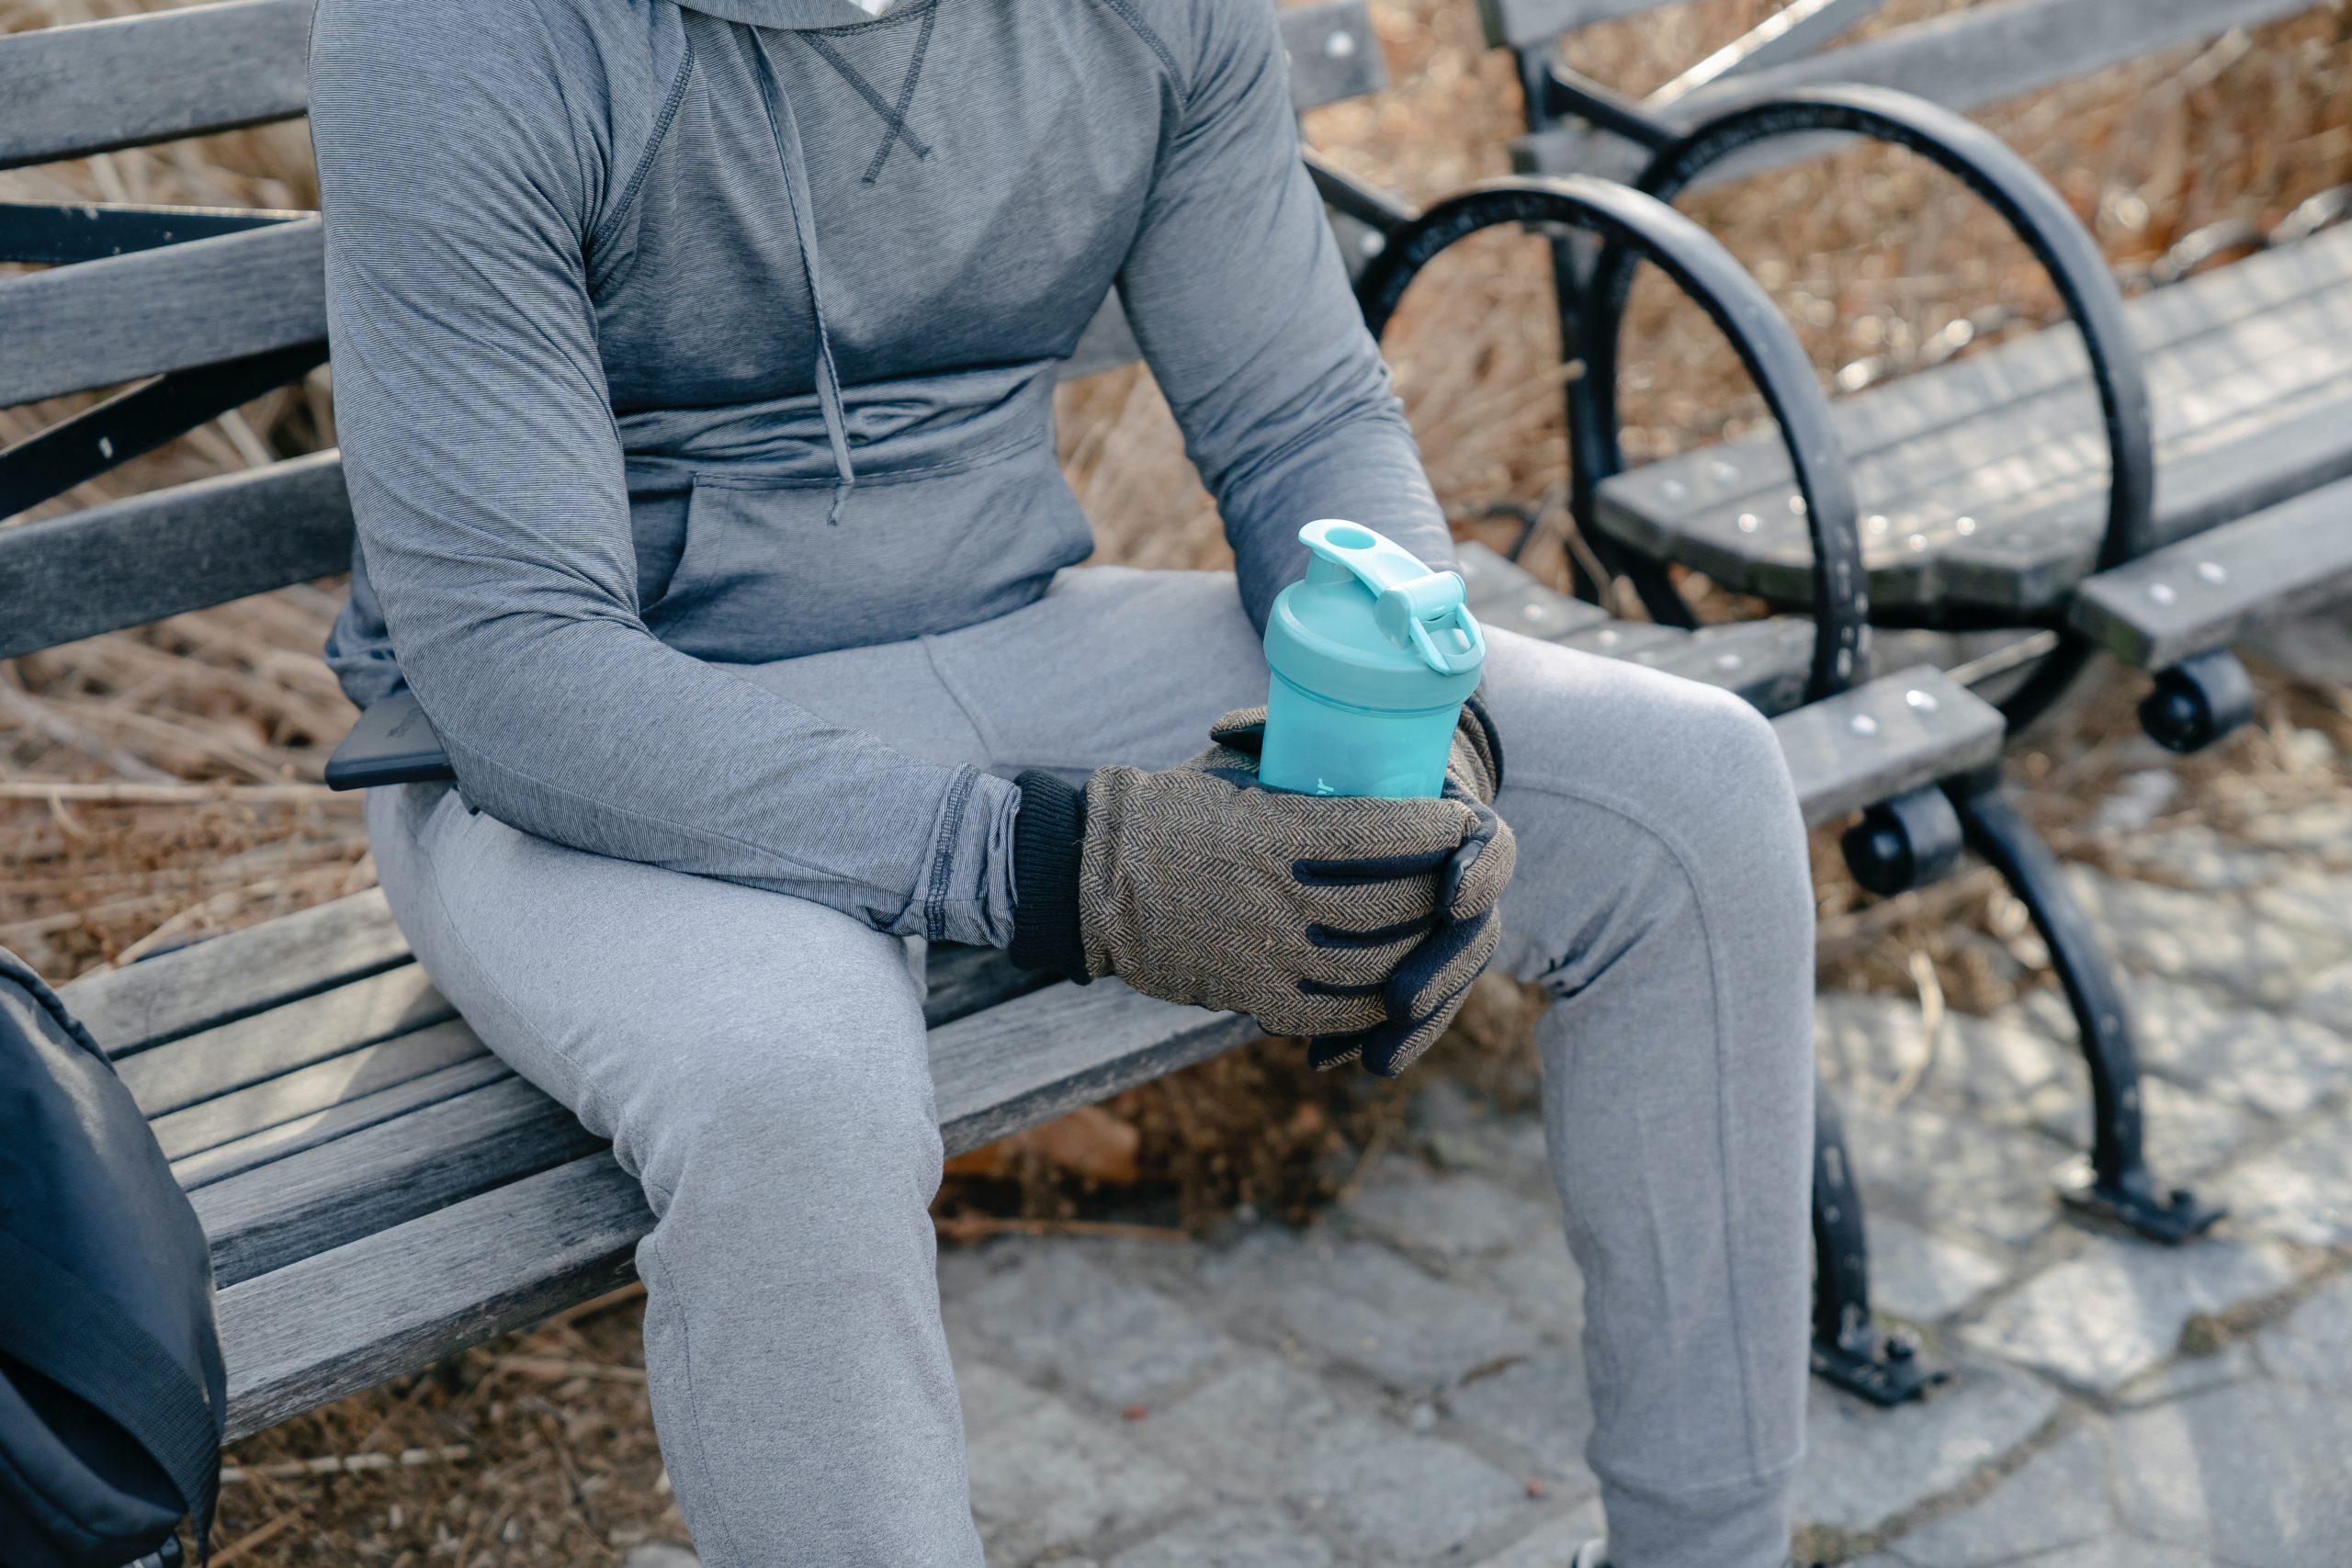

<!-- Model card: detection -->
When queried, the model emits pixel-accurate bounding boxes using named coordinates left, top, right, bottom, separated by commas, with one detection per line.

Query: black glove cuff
left=1009, top=769, right=1090, bottom=980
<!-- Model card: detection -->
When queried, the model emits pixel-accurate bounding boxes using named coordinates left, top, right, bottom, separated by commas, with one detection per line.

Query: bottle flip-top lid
left=1265, top=520, right=1486, bottom=711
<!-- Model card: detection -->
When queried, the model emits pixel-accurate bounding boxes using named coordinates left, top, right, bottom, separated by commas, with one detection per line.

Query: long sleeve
left=309, top=0, right=1015, bottom=945
left=1116, top=0, right=1453, bottom=631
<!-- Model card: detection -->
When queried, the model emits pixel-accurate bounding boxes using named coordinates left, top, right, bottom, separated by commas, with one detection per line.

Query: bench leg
left=1810, top=1079, right=1947, bottom=1405
left=1948, top=785, right=2225, bottom=1245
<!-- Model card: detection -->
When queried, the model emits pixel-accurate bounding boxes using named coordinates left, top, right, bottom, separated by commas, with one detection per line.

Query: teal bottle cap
left=1264, top=520, right=1486, bottom=712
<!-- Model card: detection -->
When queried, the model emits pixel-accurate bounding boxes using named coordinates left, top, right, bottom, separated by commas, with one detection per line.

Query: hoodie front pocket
left=646, top=433, right=1092, bottom=664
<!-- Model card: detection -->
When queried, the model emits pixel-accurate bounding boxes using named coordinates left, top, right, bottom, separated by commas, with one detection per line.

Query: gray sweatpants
left=366, top=567, right=1815, bottom=1568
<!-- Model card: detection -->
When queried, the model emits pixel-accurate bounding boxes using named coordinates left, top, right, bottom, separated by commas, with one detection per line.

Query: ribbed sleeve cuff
left=1008, top=769, right=1090, bottom=980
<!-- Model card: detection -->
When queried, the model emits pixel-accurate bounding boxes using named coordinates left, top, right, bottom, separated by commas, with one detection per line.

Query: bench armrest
left=324, top=690, right=455, bottom=790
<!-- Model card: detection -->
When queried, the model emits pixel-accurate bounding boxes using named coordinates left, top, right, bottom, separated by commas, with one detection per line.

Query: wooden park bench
left=1453, top=0, right=2352, bottom=1255
left=0, top=0, right=2007, bottom=1451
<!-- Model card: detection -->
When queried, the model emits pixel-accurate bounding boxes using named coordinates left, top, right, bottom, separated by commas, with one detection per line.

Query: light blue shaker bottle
left=1259, top=520, right=1486, bottom=798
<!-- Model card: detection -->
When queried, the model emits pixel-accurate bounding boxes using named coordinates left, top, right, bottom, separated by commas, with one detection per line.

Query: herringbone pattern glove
left=1212, top=696, right=1512, bottom=1075
left=1010, top=700, right=1514, bottom=1075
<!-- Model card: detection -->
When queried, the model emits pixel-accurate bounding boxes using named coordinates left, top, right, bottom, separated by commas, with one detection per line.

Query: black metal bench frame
left=1467, top=0, right=2352, bottom=1267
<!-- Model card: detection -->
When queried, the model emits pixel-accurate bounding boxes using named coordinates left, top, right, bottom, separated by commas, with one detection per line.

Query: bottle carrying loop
left=1300, top=519, right=1486, bottom=677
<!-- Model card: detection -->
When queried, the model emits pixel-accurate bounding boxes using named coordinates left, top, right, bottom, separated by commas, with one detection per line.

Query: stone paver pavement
left=642, top=814, right=2352, bottom=1567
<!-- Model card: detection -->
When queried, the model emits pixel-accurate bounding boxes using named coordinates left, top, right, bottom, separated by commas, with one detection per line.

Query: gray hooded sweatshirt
left=309, top=0, right=1450, bottom=948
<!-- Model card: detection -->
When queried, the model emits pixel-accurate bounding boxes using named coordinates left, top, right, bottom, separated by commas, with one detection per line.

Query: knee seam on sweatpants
left=1503, top=774, right=1797, bottom=1477
left=639, top=1230, right=747, bottom=1567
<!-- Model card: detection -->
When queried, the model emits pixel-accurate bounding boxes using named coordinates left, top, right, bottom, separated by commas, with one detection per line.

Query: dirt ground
left=4, top=0, right=2351, bottom=1562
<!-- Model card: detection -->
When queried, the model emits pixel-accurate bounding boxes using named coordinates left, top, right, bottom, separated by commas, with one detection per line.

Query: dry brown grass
left=6, top=1, right=2352, bottom=1562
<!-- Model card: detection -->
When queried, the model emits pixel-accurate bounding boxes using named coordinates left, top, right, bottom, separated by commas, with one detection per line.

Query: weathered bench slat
left=193, top=1074, right=606, bottom=1287
left=923, top=942, right=1055, bottom=1027
left=150, top=1017, right=487, bottom=1165
left=1645, top=271, right=2352, bottom=555
left=1610, top=226, right=2352, bottom=530
left=1685, top=0, right=2315, bottom=128
left=216, top=977, right=1260, bottom=1432
left=0, top=0, right=311, bottom=171
left=1512, top=0, right=2327, bottom=190
left=1597, top=235, right=2352, bottom=612
left=1476, top=0, right=1670, bottom=50
left=927, top=978, right=1261, bottom=1154
left=1650, top=0, right=1886, bottom=108
left=117, top=965, right=453, bottom=1120
left=1913, top=370, right=2352, bottom=611
left=1454, top=541, right=1818, bottom=710
left=1598, top=227, right=2352, bottom=533
left=1631, top=367, right=2352, bottom=618
left=1, top=0, right=1376, bottom=175
left=1645, top=617, right=1819, bottom=713
left=1281, top=0, right=1387, bottom=113
left=218, top=1154, right=646, bottom=1441
left=172, top=1055, right=514, bottom=1196
left=1474, top=578, right=1618, bottom=643
left=63, top=885, right=406, bottom=1057
left=1559, top=618, right=1688, bottom=660
left=2069, top=475, right=2352, bottom=671
left=1773, top=668, right=2003, bottom=827
left=0, top=219, right=323, bottom=407
left=0, top=453, right=354, bottom=661
left=1728, top=290, right=2352, bottom=555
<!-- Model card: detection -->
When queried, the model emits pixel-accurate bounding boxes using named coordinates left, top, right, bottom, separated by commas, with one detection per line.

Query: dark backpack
left=0, top=949, right=222, bottom=1568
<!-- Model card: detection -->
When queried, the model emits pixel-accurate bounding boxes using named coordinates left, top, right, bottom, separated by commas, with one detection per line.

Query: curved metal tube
left=1577, top=85, right=2156, bottom=727
left=1356, top=175, right=1870, bottom=702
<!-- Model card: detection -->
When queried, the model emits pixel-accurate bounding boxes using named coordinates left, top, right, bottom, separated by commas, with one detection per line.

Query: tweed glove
left=1010, top=700, right=1514, bottom=1074
left=1211, top=695, right=1512, bottom=1075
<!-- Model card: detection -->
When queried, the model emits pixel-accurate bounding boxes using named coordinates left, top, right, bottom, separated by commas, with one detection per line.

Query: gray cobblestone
left=1837, top=1096, right=2066, bottom=1247
left=1105, top=1506, right=1336, bottom=1568
left=1861, top=1216, right=2011, bottom=1325
left=2114, top=1338, right=2262, bottom=1409
left=1873, top=1425, right=2111, bottom=1567
left=1340, top=1168, right=1560, bottom=1263
left=2222, top=1122, right=2352, bottom=1247
left=1205, top=1232, right=1540, bottom=1393
left=960, top=1363, right=1187, bottom=1565
left=1794, top=1360, right=2060, bottom=1534
left=1445, top=1349, right=1600, bottom=1491
left=1284, top=1423, right=1533, bottom=1563
left=1962, top=1236, right=2301, bottom=1393
left=2023, top=971, right=2352, bottom=1119
left=2027, top=1071, right=2256, bottom=1180
left=2110, top=1379, right=2352, bottom=1568
left=1135, top=1355, right=1349, bottom=1500
left=1815, top=993, right=2072, bottom=1121
left=945, top=1245, right=1233, bottom=1409
left=1465, top=1498, right=1607, bottom=1567
left=1485, top=1233, right=1586, bottom=1342
left=2250, top=869, right=2352, bottom=948
left=2294, top=957, right=2352, bottom=1039
left=2067, top=867, right=2348, bottom=1008
left=2251, top=1270, right=2352, bottom=1397
left=1966, top=1540, right=2227, bottom=1568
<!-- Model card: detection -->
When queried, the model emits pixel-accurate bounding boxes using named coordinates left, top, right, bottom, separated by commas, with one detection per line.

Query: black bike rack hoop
left=1355, top=174, right=1871, bottom=705
left=1577, top=85, right=2159, bottom=728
